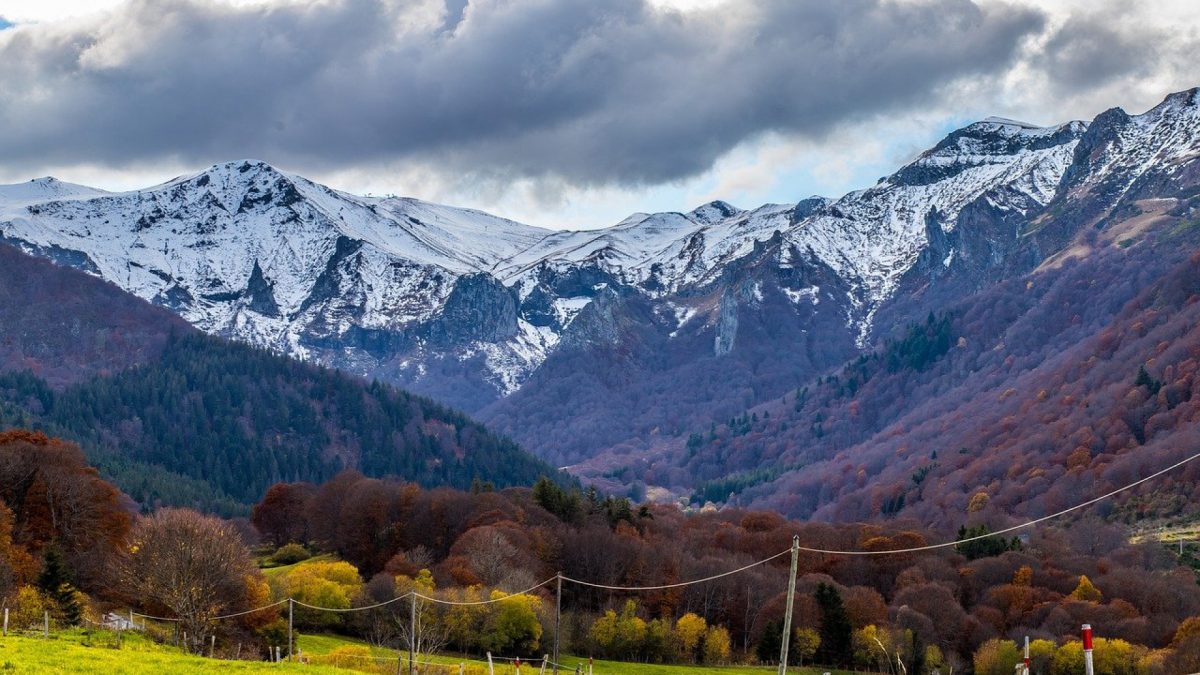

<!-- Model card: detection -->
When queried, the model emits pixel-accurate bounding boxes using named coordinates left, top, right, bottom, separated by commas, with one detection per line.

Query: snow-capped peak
left=978, top=116, right=1042, bottom=130
left=0, top=176, right=108, bottom=206
left=3, top=87, right=1195, bottom=400
left=688, top=200, right=743, bottom=224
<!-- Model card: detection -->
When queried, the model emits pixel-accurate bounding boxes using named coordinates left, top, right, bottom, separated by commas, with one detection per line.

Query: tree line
left=3, top=429, right=1200, bottom=672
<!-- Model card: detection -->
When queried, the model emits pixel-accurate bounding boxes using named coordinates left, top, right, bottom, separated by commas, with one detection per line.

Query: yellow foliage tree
left=1070, top=574, right=1102, bottom=602
left=1049, top=638, right=1144, bottom=675
left=793, top=627, right=820, bottom=665
left=1029, top=638, right=1057, bottom=672
left=852, top=624, right=892, bottom=669
left=442, top=585, right=485, bottom=650
left=925, top=644, right=946, bottom=671
left=1013, top=565, right=1033, bottom=586
left=481, top=591, right=542, bottom=655
left=973, top=638, right=1021, bottom=675
left=675, top=612, right=707, bottom=663
left=968, top=491, right=990, bottom=513
left=703, top=625, right=731, bottom=664
left=10, top=586, right=49, bottom=631
left=273, top=560, right=363, bottom=626
left=1173, top=616, right=1200, bottom=646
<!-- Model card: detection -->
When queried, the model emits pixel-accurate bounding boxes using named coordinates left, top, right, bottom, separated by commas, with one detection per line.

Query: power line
left=795, top=446, right=1200, bottom=556
left=127, top=446, right=1200, bottom=615
left=293, top=595, right=405, bottom=613
left=415, top=576, right=558, bottom=605
left=561, top=548, right=791, bottom=591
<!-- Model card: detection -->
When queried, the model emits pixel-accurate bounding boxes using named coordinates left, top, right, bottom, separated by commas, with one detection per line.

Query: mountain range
left=3, top=86, right=1200, bottom=521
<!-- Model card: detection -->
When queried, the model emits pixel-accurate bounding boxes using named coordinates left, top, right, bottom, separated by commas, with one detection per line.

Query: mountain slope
left=0, top=110, right=1091, bottom=407
left=0, top=243, right=191, bottom=386
left=0, top=244, right=558, bottom=512
left=3, top=87, right=1199, bottom=490
left=573, top=139, right=1200, bottom=521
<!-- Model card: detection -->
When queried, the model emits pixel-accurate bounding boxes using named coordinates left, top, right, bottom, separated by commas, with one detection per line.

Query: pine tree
left=37, top=546, right=82, bottom=626
left=814, top=582, right=852, bottom=666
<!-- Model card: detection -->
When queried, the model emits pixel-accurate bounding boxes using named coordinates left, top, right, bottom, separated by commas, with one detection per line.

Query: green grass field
left=296, top=632, right=867, bottom=675
left=259, top=553, right=339, bottom=578
left=0, top=628, right=867, bottom=674
left=0, top=629, right=340, bottom=674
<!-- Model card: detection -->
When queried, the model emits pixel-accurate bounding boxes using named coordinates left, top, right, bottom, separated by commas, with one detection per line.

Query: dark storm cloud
left=0, top=0, right=1048, bottom=186
left=1040, top=10, right=1169, bottom=95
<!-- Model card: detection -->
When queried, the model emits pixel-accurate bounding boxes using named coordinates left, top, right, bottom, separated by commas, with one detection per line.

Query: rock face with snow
left=3, top=88, right=1199, bottom=467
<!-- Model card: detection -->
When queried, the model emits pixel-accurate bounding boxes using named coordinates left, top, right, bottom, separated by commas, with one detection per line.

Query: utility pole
left=778, top=535, right=799, bottom=675
left=410, top=591, right=418, bottom=675
left=553, top=573, right=562, bottom=674
left=288, top=598, right=294, bottom=662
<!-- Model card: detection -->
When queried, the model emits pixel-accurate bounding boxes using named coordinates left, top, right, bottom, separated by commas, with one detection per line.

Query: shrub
left=271, top=543, right=311, bottom=566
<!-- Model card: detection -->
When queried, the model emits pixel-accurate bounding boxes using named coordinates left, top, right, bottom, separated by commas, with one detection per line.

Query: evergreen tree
left=814, top=582, right=852, bottom=667
left=1135, top=365, right=1162, bottom=394
left=37, top=546, right=82, bottom=626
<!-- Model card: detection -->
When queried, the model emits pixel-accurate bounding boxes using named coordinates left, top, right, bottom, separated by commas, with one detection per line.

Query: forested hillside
left=0, top=244, right=559, bottom=513
left=0, top=334, right=558, bottom=512
left=598, top=209, right=1200, bottom=527
left=0, top=244, right=191, bottom=385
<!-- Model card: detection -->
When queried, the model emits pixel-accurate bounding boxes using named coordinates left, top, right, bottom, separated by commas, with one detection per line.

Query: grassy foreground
left=297, top=633, right=867, bottom=675
left=0, top=629, right=341, bottom=674
left=0, top=628, right=867, bottom=674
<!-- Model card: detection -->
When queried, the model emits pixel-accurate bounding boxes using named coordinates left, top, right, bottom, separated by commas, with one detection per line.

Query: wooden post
left=276, top=645, right=281, bottom=663
left=459, top=663, right=465, bottom=675
left=777, top=535, right=799, bottom=675
left=487, top=651, right=495, bottom=675
left=4, top=607, right=8, bottom=636
left=410, top=592, right=417, bottom=675
left=553, top=574, right=562, bottom=675
left=43, top=610, right=48, bottom=638
left=287, top=598, right=294, bottom=662
left=210, top=634, right=216, bottom=658
left=235, top=643, right=242, bottom=660
left=129, top=609, right=135, bottom=631
left=540, top=655, right=549, bottom=674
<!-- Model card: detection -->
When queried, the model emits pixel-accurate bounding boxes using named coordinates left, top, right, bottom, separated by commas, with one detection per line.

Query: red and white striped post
left=1082, top=624, right=1095, bottom=675
left=515, top=656, right=521, bottom=675
left=1023, top=635, right=1030, bottom=675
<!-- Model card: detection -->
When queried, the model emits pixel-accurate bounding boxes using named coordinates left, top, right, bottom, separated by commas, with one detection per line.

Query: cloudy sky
left=0, top=0, right=1196, bottom=229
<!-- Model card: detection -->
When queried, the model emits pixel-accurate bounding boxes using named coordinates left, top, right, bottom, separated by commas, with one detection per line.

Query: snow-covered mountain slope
left=0, top=176, right=108, bottom=205
left=3, top=88, right=1199, bottom=413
